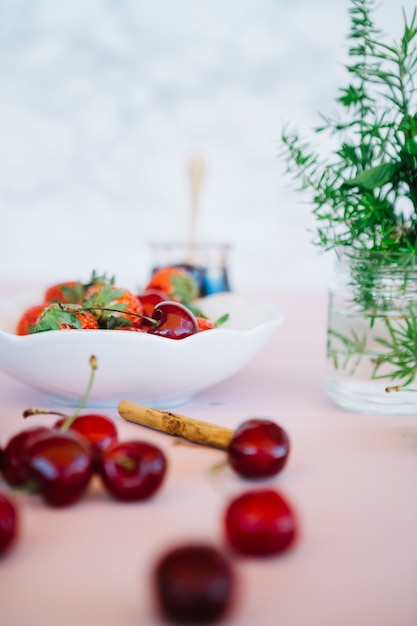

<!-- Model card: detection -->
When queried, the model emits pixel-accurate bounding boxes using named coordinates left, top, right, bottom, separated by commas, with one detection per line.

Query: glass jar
left=325, top=249, right=417, bottom=414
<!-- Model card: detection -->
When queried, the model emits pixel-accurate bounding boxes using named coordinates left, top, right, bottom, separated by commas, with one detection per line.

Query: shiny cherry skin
left=0, top=493, right=18, bottom=556
left=147, top=301, right=198, bottom=339
left=136, top=289, right=170, bottom=316
left=2, top=426, right=52, bottom=487
left=154, top=543, right=235, bottom=624
left=224, top=488, right=297, bottom=556
left=227, top=418, right=290, bottom=479
left=98, top=440, right=167, bottom=501
left=24, top=430, right=94, bottom=507
left=54, top=414, right=118, bottom=456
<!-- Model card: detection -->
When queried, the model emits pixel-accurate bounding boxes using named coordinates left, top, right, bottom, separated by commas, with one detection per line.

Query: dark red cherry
left=98, top=440, right=167, bottom=501
left=0, top=493, right=18, bottom=556
left=154, top=543, right=235, bottom=624
left=224, top=488, right=297, bottom=556
left=227, top=418, right=290, bottom=479
left=2, top=426, right=52, bottom=487
left=24, top=431, right=94, bottom=507
left=54, top=414, right=118, bottom=455
left=137, top=289, right=169, bottom=316
left=147, top=301, right=198, bottom=339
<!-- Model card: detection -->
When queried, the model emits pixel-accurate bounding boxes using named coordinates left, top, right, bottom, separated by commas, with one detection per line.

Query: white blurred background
left=0, top=0, right=414, bottom=292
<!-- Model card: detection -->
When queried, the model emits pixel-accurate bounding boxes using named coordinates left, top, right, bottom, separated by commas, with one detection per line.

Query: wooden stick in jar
left=117, top=400, right=234, bottom=449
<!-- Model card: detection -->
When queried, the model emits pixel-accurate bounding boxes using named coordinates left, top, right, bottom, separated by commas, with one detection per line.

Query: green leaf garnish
left=34, top=304, right=83, bottom=332
left=214, top=313, right=229, bottom=327
left=170, top=274, right=199, bottom=305
left=106, top=315, right=133, bottom=329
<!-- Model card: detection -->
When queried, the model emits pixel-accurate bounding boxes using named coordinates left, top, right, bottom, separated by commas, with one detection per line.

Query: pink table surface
left=1, top=290, right=416, bottom=626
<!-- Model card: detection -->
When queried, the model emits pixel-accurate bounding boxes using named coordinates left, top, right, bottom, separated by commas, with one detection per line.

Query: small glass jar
left=148, top=241, right=231, bottom=297
left=325, top=249, right=417, bottom=414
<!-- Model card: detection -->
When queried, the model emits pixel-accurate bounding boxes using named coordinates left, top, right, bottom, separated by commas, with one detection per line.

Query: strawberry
left=44, top=281, right=86, bottom=305
left=44, top=271, right=114, bottom=305
left=196, top=317, right=215, bottom=332
left=196, top=313, right=230, bottom=332
left=145, top=267, right=199, bottom=305
left=33, top=304, right=99, bottom=332
left=16, top=304, right=46, bottom=335
left=83, top=284, right=144, bottom=329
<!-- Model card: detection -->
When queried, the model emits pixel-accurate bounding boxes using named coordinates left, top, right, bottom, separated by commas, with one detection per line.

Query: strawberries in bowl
left=15, top=270, right=216, bottom=338
left=0, top=273, right=283, bottom=407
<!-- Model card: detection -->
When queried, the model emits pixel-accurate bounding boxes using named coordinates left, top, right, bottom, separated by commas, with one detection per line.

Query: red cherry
left=154, top=544, right=235, bottom=624
left=147, top=301, right=198, bottom=339
left=137, top=289, right=170, bottom=316
left=227, top=419, right=290, bottom=479
left=54, top=414, right=118, bottom=455
left=0, top=493, right=18, bottom=557
left=98, top=440, right=167, bottom=501
left=2, top=426, right=52, bottom=487
left=224, top=488, right=297, bottom=556
left=24, top=431, right=94, bottom=507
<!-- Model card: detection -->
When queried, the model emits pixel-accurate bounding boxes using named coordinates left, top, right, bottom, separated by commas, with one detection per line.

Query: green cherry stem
left=22, top=355, right=99, bottom=431
left=81, top=306, right=158, bottom=326
left=59, top=355, right=98, bottom=431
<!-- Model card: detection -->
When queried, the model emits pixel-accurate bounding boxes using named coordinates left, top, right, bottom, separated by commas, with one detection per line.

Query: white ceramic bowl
left=0, top=292, right=283, bottom=408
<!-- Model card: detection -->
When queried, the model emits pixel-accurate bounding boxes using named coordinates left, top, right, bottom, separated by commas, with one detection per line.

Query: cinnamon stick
left=117, top=400, right=234, bottom=449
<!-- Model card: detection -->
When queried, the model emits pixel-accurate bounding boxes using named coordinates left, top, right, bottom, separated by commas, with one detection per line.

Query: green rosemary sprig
left=281, top=0, right=417, bottom=392
left=371, top=306, right=417, bottom=385
left=327, top=328, right=367, bottom=374
left=280, top=0, right=417, bottom=255
left=327, top=306, right=417, bottom=386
